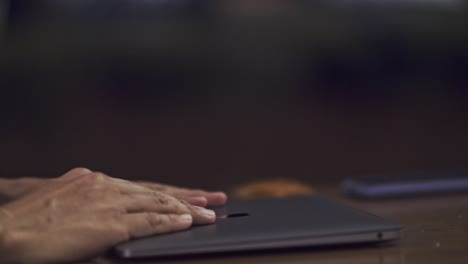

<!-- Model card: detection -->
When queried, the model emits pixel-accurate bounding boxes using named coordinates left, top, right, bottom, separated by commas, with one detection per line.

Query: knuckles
left=87, top=172, right=109, bottom=181
left=106, top=206, right=127, bottom=217
left=67, top=167, right=93, bottom=177
left=76, top=172, right=109, bottom=185
left=157, top=197, right=170, bottom=205
left=178, top=199, right=191, bottom=207
left=144, top=213, right=162, bottom=229
left=63, top=168, right=109, bottom=186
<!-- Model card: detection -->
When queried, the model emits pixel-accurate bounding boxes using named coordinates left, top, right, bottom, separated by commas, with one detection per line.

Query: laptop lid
left=114, top=196, right=401, bottom=258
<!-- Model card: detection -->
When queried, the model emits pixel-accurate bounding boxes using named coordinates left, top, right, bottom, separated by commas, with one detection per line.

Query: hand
left=1, top=174, right=227, bottom=208
left=0, top=168, right=218, bottom=264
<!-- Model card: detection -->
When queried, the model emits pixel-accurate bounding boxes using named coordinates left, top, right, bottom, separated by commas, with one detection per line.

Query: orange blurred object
left=232, top=178, right=316, bottom=199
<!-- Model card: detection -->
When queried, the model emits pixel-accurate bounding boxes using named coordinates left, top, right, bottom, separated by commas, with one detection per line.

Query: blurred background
left=0, top=0, right=467, bottom=190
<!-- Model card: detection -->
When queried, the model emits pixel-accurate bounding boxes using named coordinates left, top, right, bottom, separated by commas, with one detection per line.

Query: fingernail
left=203, top=209, right=216, bottom=217
left=180, top=214, right=193, bottom=223
left=194, top=206, right=216, bottom=217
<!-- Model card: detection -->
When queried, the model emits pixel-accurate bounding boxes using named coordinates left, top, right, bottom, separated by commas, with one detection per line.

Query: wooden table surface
left=89, top=187, right=468, bottom=264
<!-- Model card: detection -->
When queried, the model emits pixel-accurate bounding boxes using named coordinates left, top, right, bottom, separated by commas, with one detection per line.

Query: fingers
left=183, top=196, right=208, bottom=207
left=138, top=182, right=228, bottom=207
left=174, top=192, right=227, bottom=207
left=187, top=205, right=216, bottom=225
left=119, top=194, right=189, bottom=214
left=120, top=194, right=216, bottom=225
left=200, top=192, right=228, bottom=207
left=111, top=183, right=216, bottom=222
left=108, top=178, right=158, bottom=195
left=122, top=213, right=193, bottom=238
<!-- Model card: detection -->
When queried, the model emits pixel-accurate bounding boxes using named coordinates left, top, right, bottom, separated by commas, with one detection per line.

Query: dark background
left=1, top=0, right=468, bottom=190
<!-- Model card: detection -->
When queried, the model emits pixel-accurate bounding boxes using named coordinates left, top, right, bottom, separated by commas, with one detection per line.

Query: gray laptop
left=114, top=196, right=401, bottom=258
